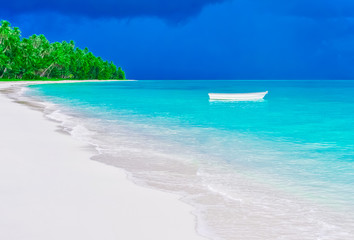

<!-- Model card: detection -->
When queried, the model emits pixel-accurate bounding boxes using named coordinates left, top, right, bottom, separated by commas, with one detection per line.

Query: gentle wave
left=6, top=83, right=353, bottom=239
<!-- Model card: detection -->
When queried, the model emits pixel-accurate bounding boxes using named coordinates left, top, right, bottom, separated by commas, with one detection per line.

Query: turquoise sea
left=25, top=80, right=354, bottom=239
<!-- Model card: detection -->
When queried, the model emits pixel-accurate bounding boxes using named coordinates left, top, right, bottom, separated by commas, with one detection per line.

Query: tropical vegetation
left=0, top=20, right=125, bottom=80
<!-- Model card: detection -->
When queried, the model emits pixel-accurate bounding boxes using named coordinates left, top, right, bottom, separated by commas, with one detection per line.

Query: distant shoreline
left=0, top=79, right=134, bottom=82
left=0, top=79, right=135, bottom=88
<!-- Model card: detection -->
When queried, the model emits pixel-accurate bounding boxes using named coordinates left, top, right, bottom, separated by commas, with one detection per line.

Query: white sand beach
left=0, top=82, right=206, bottom=240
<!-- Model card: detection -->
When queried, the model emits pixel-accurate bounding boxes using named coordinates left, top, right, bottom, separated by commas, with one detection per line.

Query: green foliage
left=0, top=20, right=126, bottom=80
left=117, top=67, right=126, bottom=80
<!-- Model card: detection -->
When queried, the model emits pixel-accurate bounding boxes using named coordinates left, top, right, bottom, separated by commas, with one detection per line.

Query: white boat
left=208, top=91, right=268, bottom=101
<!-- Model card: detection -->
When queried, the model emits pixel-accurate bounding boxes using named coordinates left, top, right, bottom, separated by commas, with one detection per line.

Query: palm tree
left=0, top=20, right=126, bottom=80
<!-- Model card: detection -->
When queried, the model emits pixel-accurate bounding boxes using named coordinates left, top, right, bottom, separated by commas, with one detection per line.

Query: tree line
left=0, top=20, right=126, bottom=80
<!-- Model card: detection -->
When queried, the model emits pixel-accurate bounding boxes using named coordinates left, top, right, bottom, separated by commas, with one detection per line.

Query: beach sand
left=0, top=82, right=206, bottom=240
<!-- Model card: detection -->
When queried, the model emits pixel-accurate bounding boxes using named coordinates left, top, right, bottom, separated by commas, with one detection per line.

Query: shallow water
left=25, top=80, right=354, bottom=239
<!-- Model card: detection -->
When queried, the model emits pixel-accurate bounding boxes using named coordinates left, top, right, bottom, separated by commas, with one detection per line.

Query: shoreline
left=0, top=79, right=135, bottom=83
left=3, top=80, right=354, bottom=239
left=0, top=81, right=207, bottom=240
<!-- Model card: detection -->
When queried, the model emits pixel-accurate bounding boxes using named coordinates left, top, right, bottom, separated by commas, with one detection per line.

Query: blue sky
left=2, top=0, right=354, bottom=79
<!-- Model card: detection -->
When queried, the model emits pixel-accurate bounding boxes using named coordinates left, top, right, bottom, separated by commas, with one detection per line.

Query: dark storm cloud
left=0, top=0, right=227, bottom=21
left=3, top=0, right=354, bottom=22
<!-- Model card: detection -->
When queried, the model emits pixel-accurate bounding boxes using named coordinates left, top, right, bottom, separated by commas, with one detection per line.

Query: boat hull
left=208, top=91, right=268, bottom=101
